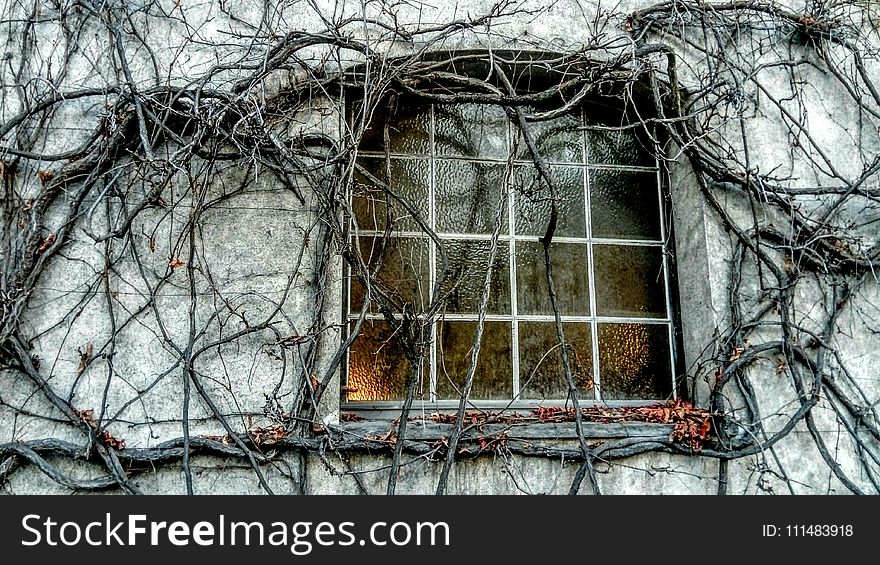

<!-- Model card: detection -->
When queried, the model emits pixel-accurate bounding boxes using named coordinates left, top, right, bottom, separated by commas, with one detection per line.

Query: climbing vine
left=1, top=0, right=879, bottom=495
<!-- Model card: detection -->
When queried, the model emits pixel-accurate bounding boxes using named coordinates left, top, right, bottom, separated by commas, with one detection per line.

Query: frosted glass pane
left=353, top=158, right=429, bottom=232
left=436, top=321, right=513, bottom=400
left=514, top=165, right=586, bottom=238
left=590, top=169, right=661, bottom=240
left=357, top=100, right=431, bottom=155
left=593, top=244, right=666, bottom=318
left=435, top=104, right=509, bottom=159
left=519, top=322, right=593, bottom=400
left=515, top=241, right=590, bottom=316
left=349, top=236, right=430, bottom=313
left=588, top=127, right=655, bottom=167
left=598, top=323, right=672, bottom=400
left=435, top=160, right=508, bottom=234
left=438, top=239, right=510, bottom=314
left=347, top=320, right=426, bottom=401
left=513, top=112, right=583, bottom=163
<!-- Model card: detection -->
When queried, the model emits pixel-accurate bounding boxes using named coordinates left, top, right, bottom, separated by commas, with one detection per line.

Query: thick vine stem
left=1, top=0, right=880, bottom=495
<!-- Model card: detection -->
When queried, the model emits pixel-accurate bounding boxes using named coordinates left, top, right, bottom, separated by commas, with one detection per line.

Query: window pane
left=353, top=158, right=429, bottom=232
left=349, top=236, right=430, bottom=313
left=438, top=239, right=511, bottom=314
left=435, top=104, right=509, bottom=159
left=590, top=169, right=661, bottom=240
left=515, top=241, right=590, bottom=316
left=513, top=112, right=583, bottom=163
left=435, top=160, right=508, bottom=234
left=519, top=321, right=593, bottom=400
left=587, top=127, right=656, bottom=167
left=357, top=99, right=431, bottom=155
left=347, top=321, right=425, bottom=401
left=598, top=323, right=672, bottom=400
left=514, top=165, right=586, bottom=238
left=593, top=244, right=666, bottom=318
left=436, top=321, right=513, bottom=400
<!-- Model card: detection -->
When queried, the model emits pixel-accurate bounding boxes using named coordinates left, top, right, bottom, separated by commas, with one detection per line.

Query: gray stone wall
left=2, top=0, right=880, bottom=495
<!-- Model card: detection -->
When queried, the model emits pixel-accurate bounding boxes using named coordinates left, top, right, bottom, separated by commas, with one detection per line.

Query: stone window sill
left=332, top=419, right=675, bottom=442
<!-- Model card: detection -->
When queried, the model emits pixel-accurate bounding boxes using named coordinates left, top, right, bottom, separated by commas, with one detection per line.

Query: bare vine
left=1, top=0, right=880, bottom=495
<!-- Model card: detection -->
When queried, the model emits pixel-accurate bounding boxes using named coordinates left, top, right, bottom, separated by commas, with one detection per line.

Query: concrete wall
left=2, top=0, right=879, bottom=495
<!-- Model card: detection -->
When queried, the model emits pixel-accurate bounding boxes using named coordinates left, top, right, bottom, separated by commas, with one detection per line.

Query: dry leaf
left=74, top=408, right=97, bottom=428
left=280, top=334, right=309, bottom=347
left=77, top=343, right=94, bottom=375
left=100, top=430, right=126, bottom=450
left=799, top=15, right=818, bottom=27
left=36, top=233, right=56, bottom=255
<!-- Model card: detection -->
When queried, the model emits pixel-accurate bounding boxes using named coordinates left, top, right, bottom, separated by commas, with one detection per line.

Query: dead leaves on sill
left=403, top=399, right=716, bottom=452
left=213, top=400, right=714, bottom=456
left=541, top=400, right=715, bottom=452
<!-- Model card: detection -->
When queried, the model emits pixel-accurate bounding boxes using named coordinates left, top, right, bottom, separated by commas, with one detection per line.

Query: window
left=343, top=53, right=683, bottom=407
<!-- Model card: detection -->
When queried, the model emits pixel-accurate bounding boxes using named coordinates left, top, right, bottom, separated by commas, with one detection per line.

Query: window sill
left=332, top=418, right=674, bottom=442
left=332, top=398, right=711, bottom=443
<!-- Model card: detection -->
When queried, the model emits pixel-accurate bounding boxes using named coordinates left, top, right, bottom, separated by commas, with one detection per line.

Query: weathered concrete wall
left=2, top=0, right=880, bottom=495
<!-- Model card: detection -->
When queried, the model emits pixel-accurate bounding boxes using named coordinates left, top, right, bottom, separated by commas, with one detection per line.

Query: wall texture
left=2, top=0, right=880, bottom=495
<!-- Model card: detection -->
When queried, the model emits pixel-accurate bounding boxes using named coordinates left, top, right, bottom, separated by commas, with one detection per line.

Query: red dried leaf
left=281, top=334, right=310, bottom=346
left=74, top=408, right=97, bottom=428
left=100, top=430, right=126, bottom=450
left=36, top=233, right=56, bottom=255
left=77, top=343, right=93, bottom=375
left=248, top=424, right=287, bottom=446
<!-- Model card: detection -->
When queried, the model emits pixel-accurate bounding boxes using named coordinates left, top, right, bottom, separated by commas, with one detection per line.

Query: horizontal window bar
left=349, top=231, right=664, bottom=246
left=342, top=399, right=671, bottom=410
left=348, top=313, right=673, bottom=324
left=356, top=152, right=659, bottom=171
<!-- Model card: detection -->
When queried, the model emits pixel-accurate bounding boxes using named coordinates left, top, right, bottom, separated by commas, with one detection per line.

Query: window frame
left=340, top=52, right=687, bottom=415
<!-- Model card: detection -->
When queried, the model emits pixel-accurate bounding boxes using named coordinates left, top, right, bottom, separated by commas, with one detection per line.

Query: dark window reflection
left=593, top=244, right=666, bottom=318
left=435, top=160, right=508, bottom=234
left=349, top=236, right=430, bottom=313
left=590, top=169, right=661, bottom=240
left=436, top=321, right=513, bottom=400
left=515, top=241, right=590, bottom=316
left=519, top=322, right=593, bottom=400
left=438, top=239, right=511, bottom=315
left=353, top=158, right=429, bottom=232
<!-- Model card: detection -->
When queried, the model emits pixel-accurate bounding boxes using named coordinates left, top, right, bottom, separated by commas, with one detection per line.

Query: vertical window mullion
left=343, top=93, right=353, bottom=402
left=429, top=104, right=438, bottom=402
left=655, top=127, right=677, bottom=400
left=508, top=120, right=520, bottom=400
left=583, top=113, right=602, bottom=402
